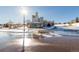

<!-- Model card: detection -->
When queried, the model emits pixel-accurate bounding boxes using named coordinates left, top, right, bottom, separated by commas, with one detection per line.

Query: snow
left=0, top=29, right=27, bottom=32
left=43, top=26, right=55, bottom=30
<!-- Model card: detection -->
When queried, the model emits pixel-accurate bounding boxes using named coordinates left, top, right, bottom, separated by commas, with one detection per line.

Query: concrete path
left=0, top=36, right=79, bottom=52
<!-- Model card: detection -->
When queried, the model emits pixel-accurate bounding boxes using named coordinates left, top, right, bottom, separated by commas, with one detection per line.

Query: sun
left=20, top=7, right=28, bottom=16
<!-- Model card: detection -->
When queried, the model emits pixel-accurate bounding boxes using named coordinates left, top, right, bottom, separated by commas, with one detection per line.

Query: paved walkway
left=0, top=35, right=79, bottom=52
left=0, top=28, right=79, bottom=52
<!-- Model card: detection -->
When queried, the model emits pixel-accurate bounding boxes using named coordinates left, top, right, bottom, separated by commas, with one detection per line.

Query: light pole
left=21, top=7, right=28, bottom=52
left=22, top=15, right=25, bottom=52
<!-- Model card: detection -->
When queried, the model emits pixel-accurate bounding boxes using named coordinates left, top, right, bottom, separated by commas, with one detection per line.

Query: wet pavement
left=0, top=36, right=79, bottom=52
left=0, top=29, right=79, bottom=52
left=0, top=38, right=70, bottom=52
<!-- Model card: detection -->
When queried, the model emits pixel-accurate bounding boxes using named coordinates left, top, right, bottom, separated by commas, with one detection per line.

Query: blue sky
left=0, top=6, right=79, bottom=24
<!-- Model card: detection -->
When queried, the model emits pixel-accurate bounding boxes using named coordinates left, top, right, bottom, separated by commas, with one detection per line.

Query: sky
left=0, top=6, right=79, bottom=24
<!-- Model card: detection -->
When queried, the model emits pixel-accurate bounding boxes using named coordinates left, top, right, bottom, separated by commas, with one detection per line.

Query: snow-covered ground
left=55, top=23, right=79, bottom=30
left=44, top=24, right=79, bottom=36
left=1, top=23, right=79, bottom=37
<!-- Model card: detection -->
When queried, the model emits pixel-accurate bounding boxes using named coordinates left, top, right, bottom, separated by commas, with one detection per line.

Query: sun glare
left=18, top=37, right=32, bottom=46
left=20, top=7, right=28, bottom=16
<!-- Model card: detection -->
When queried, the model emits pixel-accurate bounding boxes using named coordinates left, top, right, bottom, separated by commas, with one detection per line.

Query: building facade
left=28, top=12, right=44, bottom=28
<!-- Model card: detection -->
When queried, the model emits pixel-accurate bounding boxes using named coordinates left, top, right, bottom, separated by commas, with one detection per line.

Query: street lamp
left=21, top=7, right=28, bottom=52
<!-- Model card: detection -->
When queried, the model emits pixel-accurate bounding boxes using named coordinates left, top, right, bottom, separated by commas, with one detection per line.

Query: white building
left=32, top=12, right=39, bottom=22
left=39, top=17, right=43, bottom=23
left=32, top=12, right=44, bottom=23
left=28, top=12, right=44, bottom=28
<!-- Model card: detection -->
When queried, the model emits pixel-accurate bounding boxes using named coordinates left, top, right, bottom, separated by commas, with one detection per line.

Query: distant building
left=28, top=12, right=55, bottom=28
left=0, top=24, right=3, bottom=28
left=3, top=20, right=22, bottom=29
left=28, top=12, right=44, bottom=28
left=39, top=17, right=43, bottom=23
left=32, top=12, right=39, bottom=22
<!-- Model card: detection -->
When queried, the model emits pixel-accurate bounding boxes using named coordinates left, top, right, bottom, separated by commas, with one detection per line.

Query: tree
left=76, top=17, right=79, bottom=23
left=47, top=23, right=51, bottom=27
left=43, top=20, right=48, bottom=27
left=52, top=20, right=54, bottom=26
